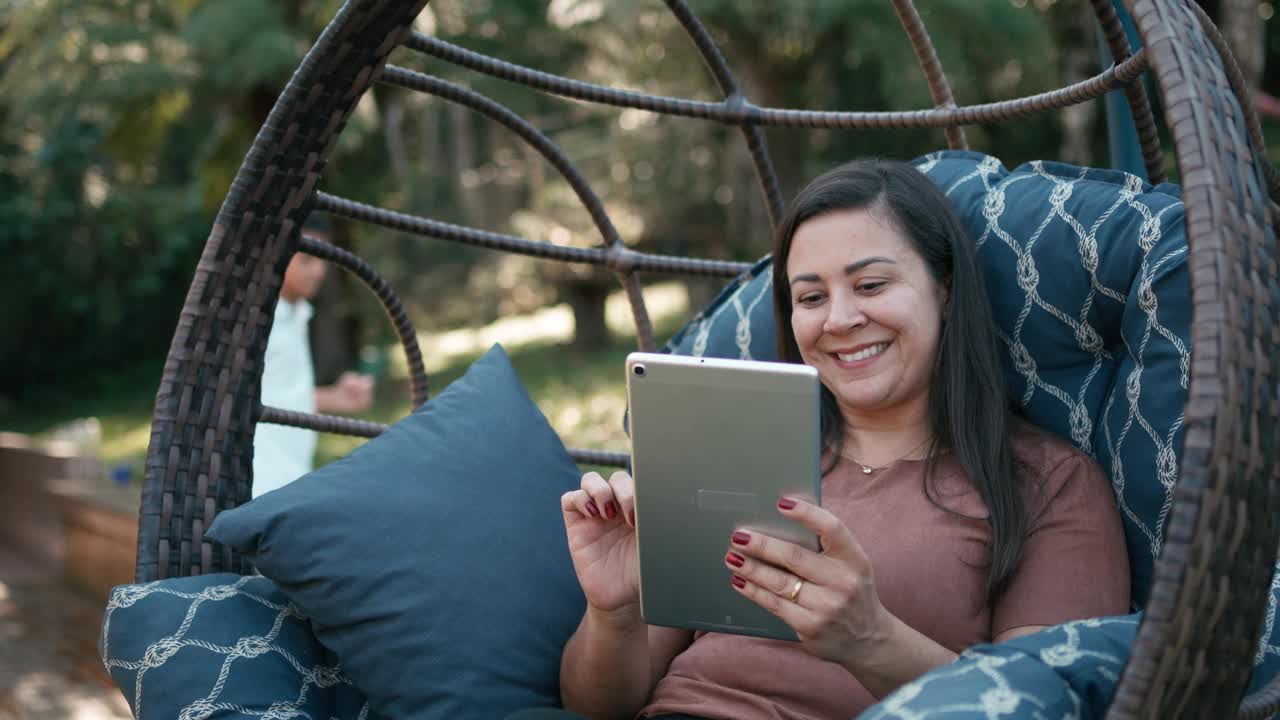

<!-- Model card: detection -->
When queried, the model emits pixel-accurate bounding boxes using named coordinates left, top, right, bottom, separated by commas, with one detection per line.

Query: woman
left=551, top=160, right=1129, bottom=720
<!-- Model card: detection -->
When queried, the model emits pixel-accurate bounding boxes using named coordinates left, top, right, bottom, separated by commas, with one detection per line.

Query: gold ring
left=788, top=579, right=804, bottom=602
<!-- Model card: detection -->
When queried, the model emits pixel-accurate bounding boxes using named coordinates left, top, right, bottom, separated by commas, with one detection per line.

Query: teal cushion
left=662, top=255, right=776, bottom=361
left=918, top=151, right=1188, bottom=610
left=207, top=345, right=587, bottom=719
left=100, top=573, right=376, bottom=719
left=861, top=614, right=1140, bottom=719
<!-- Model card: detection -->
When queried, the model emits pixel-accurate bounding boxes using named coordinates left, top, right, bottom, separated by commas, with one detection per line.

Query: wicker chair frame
left=134, top=1, right=1280, bottom=717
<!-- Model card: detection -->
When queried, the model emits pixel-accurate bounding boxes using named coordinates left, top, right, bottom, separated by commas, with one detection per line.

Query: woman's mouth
left=831, top=341, right=890, bottom=367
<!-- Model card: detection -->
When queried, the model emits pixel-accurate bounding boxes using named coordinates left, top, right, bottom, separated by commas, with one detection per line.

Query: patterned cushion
left=207, top=345, right=587, bottom=720
left=1252, top=559, right=1280, bottom=696
left=860, top=614, right=1140, bottom=719
left=663, top=255, right=776, bottom=361
left=920, top=151, right=1190, bottom=609
left=100, top=573, right=377, bottom=720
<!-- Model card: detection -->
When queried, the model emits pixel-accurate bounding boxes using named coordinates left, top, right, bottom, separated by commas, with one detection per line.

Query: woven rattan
left=135, top=0, right=1280, bottom=716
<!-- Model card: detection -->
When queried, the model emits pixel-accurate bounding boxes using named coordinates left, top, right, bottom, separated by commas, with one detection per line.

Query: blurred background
left=0, top=0, right=1277, bottom=716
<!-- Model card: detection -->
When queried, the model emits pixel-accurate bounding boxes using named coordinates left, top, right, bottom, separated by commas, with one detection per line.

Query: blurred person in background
left=252, top=215, right=375, bottom=498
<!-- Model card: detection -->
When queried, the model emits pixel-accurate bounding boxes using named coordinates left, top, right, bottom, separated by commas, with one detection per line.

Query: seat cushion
left=860, top=614, right=1140, bottom=719
left=207, top=344, right=586, bottom=720
left=100, top=573, right=376, bottom=719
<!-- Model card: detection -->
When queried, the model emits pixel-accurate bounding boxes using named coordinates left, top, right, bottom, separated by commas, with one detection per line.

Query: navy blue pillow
left=100, top=573, right=377, bottom=719
left=863, top=614, right=1140, bottom=719
left=207, top=345, right=587, bottom=719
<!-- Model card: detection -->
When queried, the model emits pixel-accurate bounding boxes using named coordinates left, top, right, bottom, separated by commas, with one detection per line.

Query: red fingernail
left=731, top=531, right=751, bottom=546
left=605, top=501, right=617, bottom=519
left=586, top=500, right=600, bottom=517
left=628, top=509, right=636, bottom=526
left=731, top=576, right=746, bottom=589
left=725, top=552, right=744, bottom=568
left=778, top=497, right=797, bottom=510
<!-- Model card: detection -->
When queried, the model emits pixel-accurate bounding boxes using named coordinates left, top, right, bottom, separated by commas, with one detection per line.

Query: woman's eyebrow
left=844, top=256, right=895, bottom=274
left=790, top=256, right=896, bottom=285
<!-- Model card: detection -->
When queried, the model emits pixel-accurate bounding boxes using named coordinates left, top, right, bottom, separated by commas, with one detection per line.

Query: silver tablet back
left=625, top=352, right=822, bottom=641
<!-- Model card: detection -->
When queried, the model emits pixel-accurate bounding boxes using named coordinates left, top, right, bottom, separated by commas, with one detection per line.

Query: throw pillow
left=207, top=344, right=587, bottom=719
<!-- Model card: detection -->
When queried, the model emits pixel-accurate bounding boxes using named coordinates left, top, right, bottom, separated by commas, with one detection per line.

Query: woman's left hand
left=725, top=496, right=890, bottom=667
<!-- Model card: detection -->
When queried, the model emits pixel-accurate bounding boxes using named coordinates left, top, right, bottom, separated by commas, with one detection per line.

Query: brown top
left=640, top=427, right=1130, bottom=720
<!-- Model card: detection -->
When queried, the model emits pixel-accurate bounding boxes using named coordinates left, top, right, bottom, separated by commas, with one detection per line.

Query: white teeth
left=837, top=343, right=888, bottom=363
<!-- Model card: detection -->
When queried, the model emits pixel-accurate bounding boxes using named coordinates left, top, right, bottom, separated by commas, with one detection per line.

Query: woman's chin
left=830, top=386, right=892, bottom=413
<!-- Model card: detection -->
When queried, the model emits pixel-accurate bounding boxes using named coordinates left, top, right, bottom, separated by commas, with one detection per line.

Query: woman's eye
left=796, top=294, right=823, bottom=306
left=857, top=281, right=886, bottom=294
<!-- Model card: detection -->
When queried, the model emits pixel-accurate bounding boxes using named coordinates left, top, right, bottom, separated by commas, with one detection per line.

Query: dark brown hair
left=771, top=158, right=1028, bottom=601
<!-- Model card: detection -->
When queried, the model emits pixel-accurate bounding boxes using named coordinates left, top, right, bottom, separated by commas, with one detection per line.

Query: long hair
left=771, top=158, right=1028, bottom=601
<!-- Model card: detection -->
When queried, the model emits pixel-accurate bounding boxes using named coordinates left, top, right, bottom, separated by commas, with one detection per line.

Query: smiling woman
left=554, top=160, right=1130, bottom=720
left=786, top=210, right=946, bottom=440
left=772, top=159, right=1033, bottom=599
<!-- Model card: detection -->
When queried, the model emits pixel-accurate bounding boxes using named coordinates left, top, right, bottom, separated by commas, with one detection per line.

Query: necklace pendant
left=861, top=465, right=873, bottom=474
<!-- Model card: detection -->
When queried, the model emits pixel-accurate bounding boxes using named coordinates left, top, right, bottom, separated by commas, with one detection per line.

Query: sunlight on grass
left=98, top=422, right=152, bottom=466
left=320, top=280, right=691, bottom=466
left=392, top=281, right=688, bottom=376
left=16, top=280, right=695, bottom=476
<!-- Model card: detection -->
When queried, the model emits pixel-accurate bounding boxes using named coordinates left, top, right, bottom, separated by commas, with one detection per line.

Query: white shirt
left=252, top=299, right=317, bottom=497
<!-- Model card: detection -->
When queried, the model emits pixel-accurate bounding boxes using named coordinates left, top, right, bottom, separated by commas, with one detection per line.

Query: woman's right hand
left=562, top=470, right=640, bottom=614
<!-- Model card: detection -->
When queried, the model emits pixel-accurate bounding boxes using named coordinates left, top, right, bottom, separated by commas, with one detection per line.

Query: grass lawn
left=0, top=282, right=694, bottom=481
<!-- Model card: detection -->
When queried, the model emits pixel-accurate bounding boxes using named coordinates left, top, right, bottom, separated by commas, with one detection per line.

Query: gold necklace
left=841, top=437, right=932, bottom=475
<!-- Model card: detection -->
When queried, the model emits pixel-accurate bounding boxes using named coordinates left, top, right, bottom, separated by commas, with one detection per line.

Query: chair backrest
left=135, top=0, right=1280, bottom=716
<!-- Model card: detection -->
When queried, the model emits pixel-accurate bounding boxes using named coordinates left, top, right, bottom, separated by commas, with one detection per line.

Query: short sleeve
left=991, top=451, right=1130, bottom=637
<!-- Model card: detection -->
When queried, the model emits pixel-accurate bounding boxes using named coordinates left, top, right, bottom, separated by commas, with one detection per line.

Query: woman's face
left=786, top=206, right=947, bottom=418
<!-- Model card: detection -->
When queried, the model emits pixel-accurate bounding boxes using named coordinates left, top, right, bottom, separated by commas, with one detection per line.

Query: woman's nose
left=823, top=295, right=866, bottom=334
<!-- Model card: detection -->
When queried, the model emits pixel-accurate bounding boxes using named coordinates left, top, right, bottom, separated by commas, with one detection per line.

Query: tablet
left=625, top=352, right=822, bottom=641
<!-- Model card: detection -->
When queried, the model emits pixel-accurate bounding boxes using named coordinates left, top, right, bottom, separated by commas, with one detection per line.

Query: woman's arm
left=841, top=619, right=1052, bottom=699
left=838, top=609, right=958, bottom=699
left=560, top=603, right=693, bottom=720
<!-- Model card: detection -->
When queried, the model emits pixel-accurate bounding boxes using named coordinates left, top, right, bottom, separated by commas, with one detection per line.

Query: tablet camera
left=633, top=364, right=646, bottom=377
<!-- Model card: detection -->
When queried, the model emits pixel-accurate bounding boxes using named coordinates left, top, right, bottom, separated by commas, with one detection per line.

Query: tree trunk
left=1056, top=4, right=1099, bottom=166
left=382, top=91, right=410, bottom=184
left=309, top=229, right=361, bottom=386
left=1219, top=0, right=1265, bottom=88
left=448, top=102, right=482, bottom=227
left=564, top=277, right=613, bottom=349
left=417, top=99, right=442, bottom=210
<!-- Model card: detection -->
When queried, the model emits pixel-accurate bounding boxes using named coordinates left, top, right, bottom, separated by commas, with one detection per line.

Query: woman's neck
left=837, top=397, right=933, bottom=468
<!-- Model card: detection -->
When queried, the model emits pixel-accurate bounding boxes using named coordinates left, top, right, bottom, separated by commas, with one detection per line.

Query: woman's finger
left=724, top=547, right=828, bottom=610
left=608, top=471, right=637, bottom=527
left=776, top=496, right=871, bottom=571
left=560, top=489, right=599, bottom=519
left=729, top=526, right=826, bottom=581
left=729, top=573, right=813, bottom=634
left=580, top=472, right=617, bottom=520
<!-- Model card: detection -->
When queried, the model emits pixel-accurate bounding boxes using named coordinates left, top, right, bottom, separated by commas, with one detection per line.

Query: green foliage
left=1, top=0, right=1188, bottom=405
left=182, top=0, right=302, bottom=92
left=0, top=0, right=322, bottom=400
